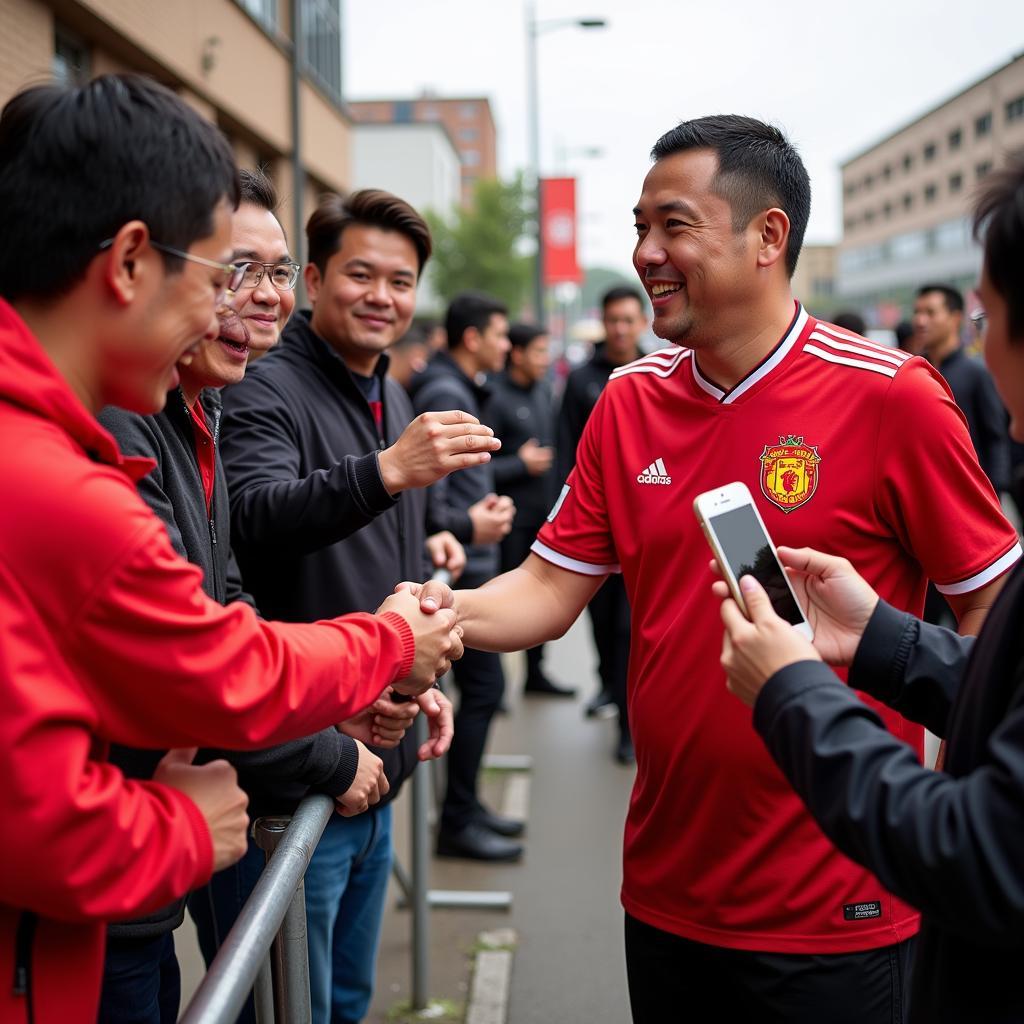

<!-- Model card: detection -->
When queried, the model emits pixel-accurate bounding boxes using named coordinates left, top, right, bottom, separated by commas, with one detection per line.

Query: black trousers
left=587, top=573, right=631, bottom=739
left=625, top=913, right=913, bottom=1024
left=441, top=637, right=506, bottom=832
left=501, top=524, right=548, bottom=682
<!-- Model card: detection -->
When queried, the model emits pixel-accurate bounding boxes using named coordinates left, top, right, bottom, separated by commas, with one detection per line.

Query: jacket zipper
left=180, top=389, right=222, bottom=601
left=12, top=911, right=36, bottom=1024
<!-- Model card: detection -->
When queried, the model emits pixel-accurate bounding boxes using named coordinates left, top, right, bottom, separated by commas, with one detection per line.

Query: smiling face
left=306, top=223, right=418, bottom=375
left=632, top=149, right=762, bottom=348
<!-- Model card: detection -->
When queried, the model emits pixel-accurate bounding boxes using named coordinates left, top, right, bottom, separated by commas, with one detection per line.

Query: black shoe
left=523, top=675, right=577, bottom=698
left=615, top=736, right=636, bottom=766
left=436, top=822, right=524, bottom=862
left=475, top=808, right=525, bottom=838
left=585, top=692, right=617, bottom=719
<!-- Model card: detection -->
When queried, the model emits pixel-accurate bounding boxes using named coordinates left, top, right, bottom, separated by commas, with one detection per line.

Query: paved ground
left=178, top=615, right=637, bottom=1023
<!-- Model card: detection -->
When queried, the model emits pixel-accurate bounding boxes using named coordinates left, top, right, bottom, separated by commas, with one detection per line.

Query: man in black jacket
left=557, top=285, right=648, bottom=761
left=715, top=153, right=1024, bottom=1023
left=485, top=322, right=574, bottom=697
left=411, top=291, right=523, bottom=861
left=220, top=190, right=475, bottom=1024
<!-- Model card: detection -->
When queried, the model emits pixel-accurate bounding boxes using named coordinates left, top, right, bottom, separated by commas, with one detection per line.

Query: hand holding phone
left=693, top=482, right=813, bottom=640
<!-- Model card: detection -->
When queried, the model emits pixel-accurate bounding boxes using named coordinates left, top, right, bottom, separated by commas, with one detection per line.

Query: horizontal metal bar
left=179, top=794, right=335, bottom=1024
left=482, top=754, right=534, bottom=772
left=394, top=889, right=513, bottom=911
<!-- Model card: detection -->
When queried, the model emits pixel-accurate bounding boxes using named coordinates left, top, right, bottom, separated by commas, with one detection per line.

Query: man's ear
left=304, top=262, right=322, bottom=306
left=756, top=207, right=791, bottom=272
left=103, top=220, right=152, bottom=306
left=462, top=326, right=481, bottom=354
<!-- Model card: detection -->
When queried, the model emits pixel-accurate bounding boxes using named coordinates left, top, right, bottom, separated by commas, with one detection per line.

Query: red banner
left=540, top=177, right=582, bottom=285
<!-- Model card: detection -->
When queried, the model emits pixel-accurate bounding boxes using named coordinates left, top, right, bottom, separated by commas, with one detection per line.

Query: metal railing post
left=409, top=711, right=431, bottom=1010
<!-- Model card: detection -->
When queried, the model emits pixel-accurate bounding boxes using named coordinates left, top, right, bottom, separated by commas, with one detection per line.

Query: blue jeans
left=98, top=931, right=180, bottom=1024
left=304, top=805, right=393, bottom=1024
left=188, top=805, right=392, bottom=1024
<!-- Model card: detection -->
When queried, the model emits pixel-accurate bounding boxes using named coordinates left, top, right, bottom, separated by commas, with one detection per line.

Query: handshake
left=376, top=577, right=465, bottom=695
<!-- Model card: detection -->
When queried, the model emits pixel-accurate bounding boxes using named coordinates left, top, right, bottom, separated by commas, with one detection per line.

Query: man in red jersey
left=416, top=115, right=1020, bottom=1022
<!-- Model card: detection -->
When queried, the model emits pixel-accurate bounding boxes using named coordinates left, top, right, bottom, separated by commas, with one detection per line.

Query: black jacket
left=556, top=341, right=619, bottom=482
left=937, top=346, right=1010, bottom=493
left=98, top=389, right=359, bottom=938
left=754, top=561, right=1024, bottom=1022
left=410, top=350, right=498, bottom=582
left=221, top=311, right=431, bottom=807
left=483, top=373, right=558, bottom=531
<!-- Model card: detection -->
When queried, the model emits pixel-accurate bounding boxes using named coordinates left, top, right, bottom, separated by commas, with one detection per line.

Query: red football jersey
left=534, top=304, right=1021, bottom=953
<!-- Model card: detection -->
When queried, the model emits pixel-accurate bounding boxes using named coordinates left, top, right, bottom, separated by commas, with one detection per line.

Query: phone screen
left=708, top=505, right=804, bottom=625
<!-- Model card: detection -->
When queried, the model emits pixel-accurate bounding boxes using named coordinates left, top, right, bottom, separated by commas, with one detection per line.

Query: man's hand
left=415, top=687, right=455, bottom=761
left=154, top=748, right=249, bottom=872
left=340, top=687, right=420, bottom=748
left=518, top=438, right=554, bottom=477
left=468, top=493, right=515, bottom=544
left=336, top=740, right=389, bottom=817
left=378, top=411, right=501, bottom=495
left=425, top=531, right=466, bottom=583
left=710, top=547, right=879, bottom=668
left=378, top=589, right=464, bottom=694
left=719, top=575, right=822, bottom=708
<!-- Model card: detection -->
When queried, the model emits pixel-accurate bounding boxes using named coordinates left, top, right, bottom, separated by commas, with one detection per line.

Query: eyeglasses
left=235, top=260, right=302, bottom=291
left=970, top=308, right=987, bottom=335
left=98, top=238, right=246, bottom=305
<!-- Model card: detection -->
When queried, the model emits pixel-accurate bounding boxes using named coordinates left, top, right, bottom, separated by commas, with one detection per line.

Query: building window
left=923, top=142, right=937, bottom=162
left=924, top=183, right=937, bottom=203
left=462, top=149, right=481, bottom=167
left=882, top=163, right=892, bottom=181
left=1007, top=94, right=1024, bottom=122
left=949, top=172, right=963, bottom=193
left=53, top=25, right=90, bottom=87
left=393, top=100, right=413, bottom=124
left=459, top=103, right=477, bottom=120
left=948, top=127, right=962, bottom=150
left=420, top=104, right=439, bottom=120
left=863, top=173, right=874, bottom=190
left=812, top=277, right=834, bottom=296
left=301, top=0, right=342, bottom=104
left=883, top=201, right=893, bottom=219
left=976, top=161, right=993, bottom=181
left=459, top=128, right=479, bottom=143
left=238, top=0, right=277, bottom=32
left=975, top=111, right=992, bottom=137
left=844, top=216, right=856, bottom=231
left=902, top=192, right=913, bottom=211
left=844, top=181, right=857, bottom=198
left=902, top=153, right=913, bottom=172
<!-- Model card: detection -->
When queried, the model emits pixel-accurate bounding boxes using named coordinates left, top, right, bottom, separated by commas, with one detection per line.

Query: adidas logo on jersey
left=637, top=458, right=672, bottom=485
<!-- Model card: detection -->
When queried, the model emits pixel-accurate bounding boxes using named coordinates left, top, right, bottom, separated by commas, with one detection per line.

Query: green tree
left=426, top=174, right=533, bottom=315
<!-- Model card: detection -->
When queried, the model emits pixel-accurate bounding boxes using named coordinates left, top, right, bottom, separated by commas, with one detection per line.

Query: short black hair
left=509, top=322, right=548, bottom=349
left=392, top=323, right=429, bottom=352
left=306, top=189, right=431, bottom=275
left=895, top=320, right=914, bottom=350
left=916, top=283, right=964, bottom=315
left=974, top=150, right=1024, bottom=340
left=445, top=291, right=507, bottom=350
left=831, top=311, right=867, bottom=335
left=650, top=114, right=811, bottom=277
left=0, top=73, right=239, bottom=302
left=601, top=285, right=646, bottom=312
left=239, top=167, right=279, bottom=212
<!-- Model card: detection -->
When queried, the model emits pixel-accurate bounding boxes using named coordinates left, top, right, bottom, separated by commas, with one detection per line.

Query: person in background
left=557, top=285, right=648, bottom=761
left=412, top=291, right=524, bottom=861
left=831, top=310, right=867, bottom=335
left=484, top=322, right=575, bottom=698
left=387, top=322, right=431, bottom=392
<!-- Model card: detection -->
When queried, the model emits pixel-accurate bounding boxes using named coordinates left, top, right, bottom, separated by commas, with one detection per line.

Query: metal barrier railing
left=179, top=794, right=334, bottom=1024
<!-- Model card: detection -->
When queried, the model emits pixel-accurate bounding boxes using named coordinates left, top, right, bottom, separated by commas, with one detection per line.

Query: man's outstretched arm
left=453, top=553, right=605, bottom=652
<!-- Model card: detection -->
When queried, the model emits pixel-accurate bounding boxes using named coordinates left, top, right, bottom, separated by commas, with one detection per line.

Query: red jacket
left=0, top=300, right=416, bottom=1023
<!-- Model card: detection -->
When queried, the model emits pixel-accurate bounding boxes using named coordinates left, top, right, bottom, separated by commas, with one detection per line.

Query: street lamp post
left=526, top=3, right=606, bottom=321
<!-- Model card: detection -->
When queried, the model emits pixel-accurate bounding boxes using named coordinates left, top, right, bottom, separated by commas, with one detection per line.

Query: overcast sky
left=345, top=1, right=1024, bottom=278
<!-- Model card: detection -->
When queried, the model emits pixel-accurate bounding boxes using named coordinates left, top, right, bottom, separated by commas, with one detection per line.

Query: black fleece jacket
left=555, top=341, right=619, bottom=483
left=754, top=560, right=1024, bottom=1022
left=98, top=388, right=359, bottom=938
left=221, top=312, right=431, bottom=808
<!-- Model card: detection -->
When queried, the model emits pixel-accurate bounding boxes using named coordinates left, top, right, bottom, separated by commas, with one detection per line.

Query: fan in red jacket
left=0, top=76, right=481, bottom=1023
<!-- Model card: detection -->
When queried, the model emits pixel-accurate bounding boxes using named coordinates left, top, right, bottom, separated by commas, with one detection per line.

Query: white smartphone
left=693, top=481, right=813, bottom=640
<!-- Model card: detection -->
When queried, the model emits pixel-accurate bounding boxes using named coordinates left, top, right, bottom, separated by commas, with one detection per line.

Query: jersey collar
left=690, top=303, right=809, bottom=405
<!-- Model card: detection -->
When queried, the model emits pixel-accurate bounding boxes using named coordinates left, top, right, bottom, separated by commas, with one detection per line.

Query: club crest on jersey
left=759, top=435, right=820, bottom=513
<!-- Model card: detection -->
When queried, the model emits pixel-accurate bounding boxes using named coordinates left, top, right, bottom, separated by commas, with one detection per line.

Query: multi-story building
left=791, top=243, right=838, bottom=319
left=838, top=51, right=1024, bottom=323
left=348, top=94, right=497, bottom=206
left=0, top=0, right=352, bottom=264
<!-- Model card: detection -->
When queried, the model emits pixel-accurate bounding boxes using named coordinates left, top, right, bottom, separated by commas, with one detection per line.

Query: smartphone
left=693, top=481, right=813, bottom=639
